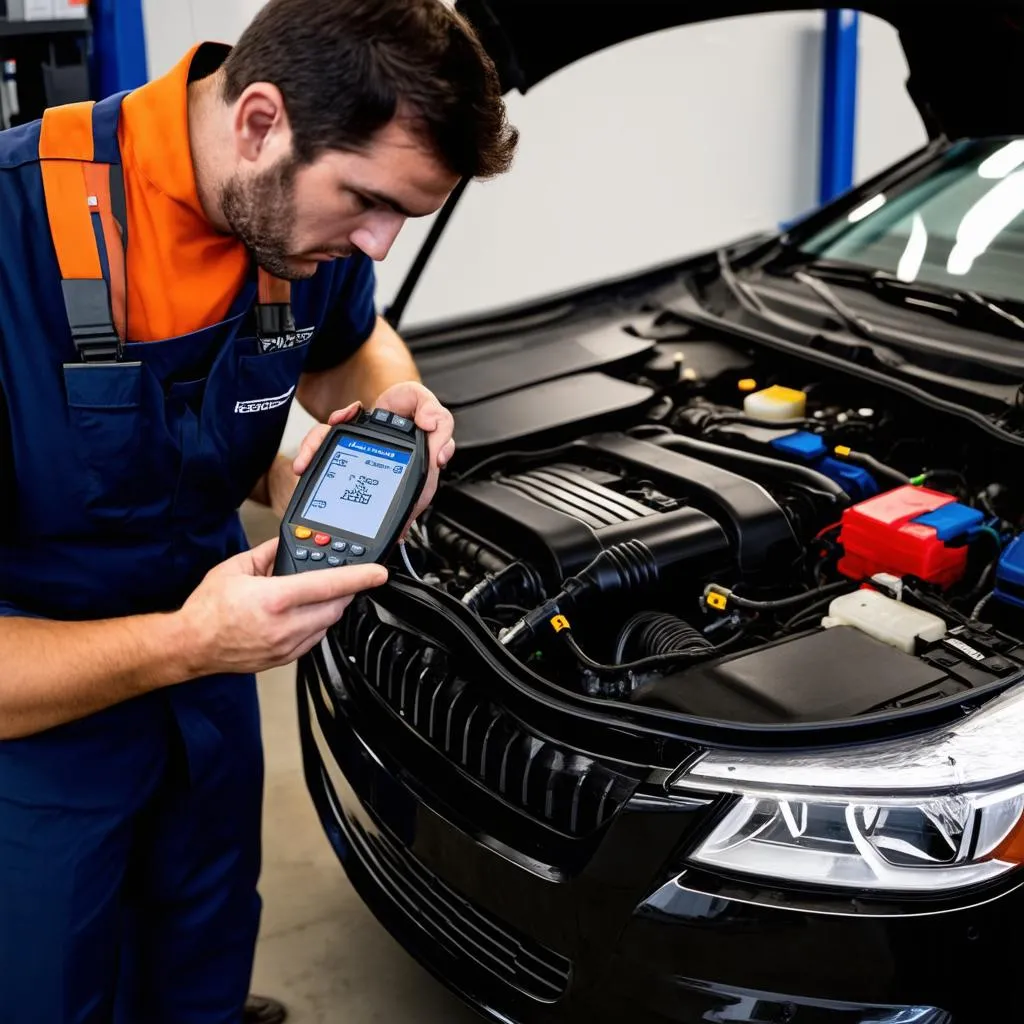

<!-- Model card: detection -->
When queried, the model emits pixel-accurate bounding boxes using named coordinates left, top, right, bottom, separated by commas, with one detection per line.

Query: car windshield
left=798, top=138, right=1024, bottom=303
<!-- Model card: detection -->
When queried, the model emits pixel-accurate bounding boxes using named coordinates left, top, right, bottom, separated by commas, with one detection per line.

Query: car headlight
left=674, top=682, right=1024, bottom=893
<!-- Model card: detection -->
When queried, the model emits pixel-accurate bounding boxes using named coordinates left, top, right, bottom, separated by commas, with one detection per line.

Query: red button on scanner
left=314, top=533, right=331, bottom=547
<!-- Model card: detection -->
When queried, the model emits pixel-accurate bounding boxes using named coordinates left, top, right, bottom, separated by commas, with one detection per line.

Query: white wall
left=141, top=4, right=929, bottom=452
left=855, top=12, right=929, bottom=184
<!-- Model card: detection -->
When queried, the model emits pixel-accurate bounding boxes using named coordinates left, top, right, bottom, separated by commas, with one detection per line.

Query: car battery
left=837, top=484, right=984, bottom=588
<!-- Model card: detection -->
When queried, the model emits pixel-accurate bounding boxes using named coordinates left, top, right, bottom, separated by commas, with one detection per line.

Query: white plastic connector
left=822, top=589, right=946, bottom=654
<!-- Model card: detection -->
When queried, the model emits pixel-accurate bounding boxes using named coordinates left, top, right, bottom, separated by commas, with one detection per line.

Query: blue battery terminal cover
left=913, top=504, right=986, bottom=542
left=770, top=430, right=878, bottom=502
left=771, top=431, right=827, bottom=460
left=996, top=534, right=1024, bottom=609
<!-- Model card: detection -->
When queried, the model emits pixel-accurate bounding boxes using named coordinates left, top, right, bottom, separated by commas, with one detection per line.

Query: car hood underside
left=458, top=0, right=1024, bottom=141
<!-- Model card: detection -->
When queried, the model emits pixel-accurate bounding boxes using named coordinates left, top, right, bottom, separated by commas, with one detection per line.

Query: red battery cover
left=836, top=485, right=969, bottom=588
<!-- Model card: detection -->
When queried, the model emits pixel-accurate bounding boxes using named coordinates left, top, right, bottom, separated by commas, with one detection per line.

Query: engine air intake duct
left=501, top=540, right=662, bottom=654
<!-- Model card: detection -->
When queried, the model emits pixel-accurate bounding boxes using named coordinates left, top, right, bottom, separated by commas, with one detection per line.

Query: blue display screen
left=301, top=436, right=412, bottom=538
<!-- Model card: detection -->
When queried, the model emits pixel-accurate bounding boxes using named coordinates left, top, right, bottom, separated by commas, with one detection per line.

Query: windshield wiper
left=960, top=289, right=1024, bottom=335
left=718, top=249, right=880, bottom=342
left=791, top=270, right=879, bottom=340
left=799, top=264, right=1024, bottom=340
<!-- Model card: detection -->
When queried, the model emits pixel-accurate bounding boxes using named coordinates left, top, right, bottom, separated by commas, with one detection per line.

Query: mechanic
left=0, top=0, right=518, bottom=1021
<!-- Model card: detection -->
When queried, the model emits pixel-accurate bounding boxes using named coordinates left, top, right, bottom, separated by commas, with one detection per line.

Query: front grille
left=338, top=600, right=640, bottom=838
left=339, top=810, right=572, bottom=1002
left=500, top=463, right=654, bottom=529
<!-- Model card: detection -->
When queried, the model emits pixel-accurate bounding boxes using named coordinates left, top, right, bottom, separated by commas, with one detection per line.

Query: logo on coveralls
left=234, top=386, right=297, bottom=415
left=258, top=327, right=316, bottom=354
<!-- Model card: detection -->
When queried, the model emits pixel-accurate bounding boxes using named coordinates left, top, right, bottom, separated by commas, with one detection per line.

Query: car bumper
left=297, top=654, right=1013, bottom=1024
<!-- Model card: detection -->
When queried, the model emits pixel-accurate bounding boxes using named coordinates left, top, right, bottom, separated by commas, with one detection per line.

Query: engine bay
left=398, top=328, right=1024, bottom=727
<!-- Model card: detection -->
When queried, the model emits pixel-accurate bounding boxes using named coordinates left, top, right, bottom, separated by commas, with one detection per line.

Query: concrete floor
left=242, top=502, right=480, bottom=1023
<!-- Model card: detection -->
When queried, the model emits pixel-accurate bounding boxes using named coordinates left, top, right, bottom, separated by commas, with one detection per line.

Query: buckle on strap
left=62, top=279, right=123, bottom=363
left=255, top=301, right=298, bottom=354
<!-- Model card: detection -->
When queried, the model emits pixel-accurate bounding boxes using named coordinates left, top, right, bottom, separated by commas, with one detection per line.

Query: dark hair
left=221, top=0, right=518, bottom=180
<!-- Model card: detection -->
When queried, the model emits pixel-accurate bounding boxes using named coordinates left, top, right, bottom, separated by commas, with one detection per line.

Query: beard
left=220, top=157, right=313, bottom=282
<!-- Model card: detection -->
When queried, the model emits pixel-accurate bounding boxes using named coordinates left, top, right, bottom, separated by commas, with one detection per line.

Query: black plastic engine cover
left=432, top=431, right=804, bottom=591
left=435, top=460, right=731, bottom=589
left=579, top=433, right=800, bottom=579
left=631, top=623, right=1024, bottom=724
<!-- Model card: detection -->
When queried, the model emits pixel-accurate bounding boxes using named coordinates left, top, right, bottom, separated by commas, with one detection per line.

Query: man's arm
left=0, top=541, right=388, bottom=741
left=250, top=317, right=418, bottom=513
left=297, top=315, right=420, bottom=421
left=0, top=612, right=198, bottom=739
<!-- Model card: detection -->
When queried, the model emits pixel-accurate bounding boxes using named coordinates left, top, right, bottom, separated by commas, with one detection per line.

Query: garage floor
left=242, top=503, right=480, bottom=1023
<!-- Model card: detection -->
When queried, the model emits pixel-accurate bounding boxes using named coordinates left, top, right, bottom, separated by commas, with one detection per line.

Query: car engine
left=393, top=339, right=1024, bottom=726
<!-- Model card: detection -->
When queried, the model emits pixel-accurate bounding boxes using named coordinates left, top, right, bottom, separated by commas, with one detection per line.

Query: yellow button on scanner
left=294, top=526, right=313, bottom=540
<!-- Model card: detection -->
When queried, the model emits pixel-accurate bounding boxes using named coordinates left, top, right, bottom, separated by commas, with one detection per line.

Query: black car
left=297, top=4, right=1024, bottom=1021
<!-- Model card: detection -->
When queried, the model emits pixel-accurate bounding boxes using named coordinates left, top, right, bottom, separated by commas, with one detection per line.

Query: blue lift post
left=90, top=0, right=149, bottom=98
left=819, top=7, right=860, bottom=206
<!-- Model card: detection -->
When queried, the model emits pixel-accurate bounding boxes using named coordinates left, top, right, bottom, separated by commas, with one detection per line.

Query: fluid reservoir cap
left=771, top=430, right=827, bottom=461
left=744, top=385, right=807, bottom=422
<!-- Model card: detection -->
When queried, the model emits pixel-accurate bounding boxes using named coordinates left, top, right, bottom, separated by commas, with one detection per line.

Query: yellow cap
left=706, top=592, right=729, bottom=612
left=757, top=385, right=805, bottom=404
left=834, top=445, right=852, bottom=458
left=738, top=378, right=758, bottom=392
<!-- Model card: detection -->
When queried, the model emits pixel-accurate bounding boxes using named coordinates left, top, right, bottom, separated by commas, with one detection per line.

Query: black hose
left=833, top=449, right=910, bottom=488
left=775, top=592, right=843, bottom=635
left=614, top=612, right=712, bottom=664
left=648, top=433, right=851, bottom=511
left=500, top=541, right=660, bottom=654
left=561, top=626, right=748, bottom=677
left=461, top=561, right=545, bottom=616
left=431, top=522, right=508, bottom=576
left=708, top=579, right=853, bottom=612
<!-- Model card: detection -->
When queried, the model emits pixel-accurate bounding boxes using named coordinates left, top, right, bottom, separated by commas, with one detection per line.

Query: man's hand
left=373, top=381, right=455, bottom=526
left=179, top=537, right=388, bottom=676
left=292, top=384, right=455, bottom=534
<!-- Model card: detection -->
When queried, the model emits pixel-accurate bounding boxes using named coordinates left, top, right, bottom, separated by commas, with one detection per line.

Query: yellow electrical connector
left=835, top=445, right=852, bottom=458
left=738, top=378, right=758, bottom=392
left=550, top=615, right=571, bottom=633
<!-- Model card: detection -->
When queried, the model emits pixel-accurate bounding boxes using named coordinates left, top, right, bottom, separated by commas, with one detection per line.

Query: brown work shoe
left=244, top=994, right=288, bottom=1024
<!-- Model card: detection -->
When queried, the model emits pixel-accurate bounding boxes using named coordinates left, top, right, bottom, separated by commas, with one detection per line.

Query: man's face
left=221, top=117, right=459, bottom=281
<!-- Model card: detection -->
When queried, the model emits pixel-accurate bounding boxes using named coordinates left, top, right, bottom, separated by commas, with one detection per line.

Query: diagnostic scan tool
left=274, top=408, right=428, bottom=576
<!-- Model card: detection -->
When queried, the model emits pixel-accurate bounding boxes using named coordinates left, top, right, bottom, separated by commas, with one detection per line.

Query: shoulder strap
left=38, top=96, right=294, bottom=361
left=39, top=100, right=128, bottom=363
left=255, top=269, right=297, bottom=353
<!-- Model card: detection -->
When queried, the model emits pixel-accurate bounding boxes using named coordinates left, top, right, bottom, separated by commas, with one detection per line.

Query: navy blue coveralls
left=0, top=56, right=377, bottom=1023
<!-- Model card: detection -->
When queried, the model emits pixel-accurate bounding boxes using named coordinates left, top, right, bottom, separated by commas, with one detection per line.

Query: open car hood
left=456, top=0, right=1024, bottom=141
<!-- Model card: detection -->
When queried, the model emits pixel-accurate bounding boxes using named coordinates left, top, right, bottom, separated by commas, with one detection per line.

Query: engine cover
left=433, top=433, right=800, bottom=590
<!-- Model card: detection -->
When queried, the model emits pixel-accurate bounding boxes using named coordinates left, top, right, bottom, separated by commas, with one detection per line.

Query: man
left=0, top=0, right=518, bottom=1021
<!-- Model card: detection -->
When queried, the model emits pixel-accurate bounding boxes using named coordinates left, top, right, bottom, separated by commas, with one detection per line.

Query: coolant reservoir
left=822, top=589, right=946, bottom=654
left=743, top=385, right=807, bottom=422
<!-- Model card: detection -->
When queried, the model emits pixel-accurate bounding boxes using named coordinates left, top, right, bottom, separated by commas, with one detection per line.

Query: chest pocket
left=62, top=362, right=177, bottom=525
